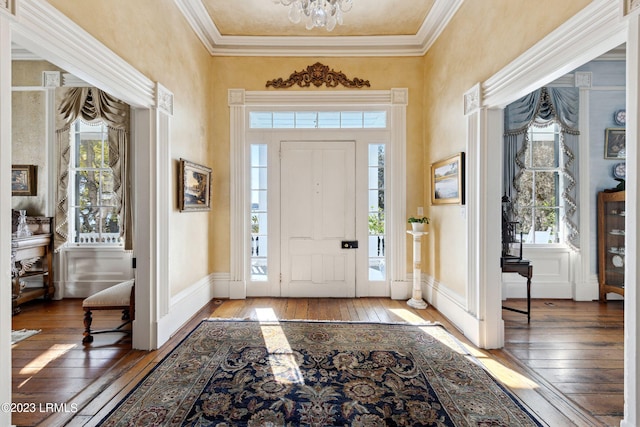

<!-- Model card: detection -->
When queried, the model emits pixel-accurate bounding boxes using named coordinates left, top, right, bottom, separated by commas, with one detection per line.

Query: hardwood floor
left=10, top=297, right=624, bottom=426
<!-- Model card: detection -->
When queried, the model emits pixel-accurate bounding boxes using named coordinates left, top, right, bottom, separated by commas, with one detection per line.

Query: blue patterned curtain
left=504, top=87, right=580, bottom=249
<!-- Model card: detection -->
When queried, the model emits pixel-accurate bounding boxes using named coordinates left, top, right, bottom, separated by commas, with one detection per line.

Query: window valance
left=504, top=87, right=579, bottom=249
left=55, top=87, right=131, bottom=251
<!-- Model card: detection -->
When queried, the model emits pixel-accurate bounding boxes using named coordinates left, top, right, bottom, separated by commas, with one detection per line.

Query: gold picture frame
left=179, top=159, right=212, bottom=212
left=431, top=153, right=465, bottom=205
left=11, top=165, right=37, bottom=196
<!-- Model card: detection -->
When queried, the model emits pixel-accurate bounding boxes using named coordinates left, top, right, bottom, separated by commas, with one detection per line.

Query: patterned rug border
left=100, top=319, right=542, bottom=426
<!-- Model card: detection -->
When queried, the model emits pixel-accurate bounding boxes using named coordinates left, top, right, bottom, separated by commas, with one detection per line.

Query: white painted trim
left=45, top=87, right=55, bottom=217
left=210, top=272, right=232, bottom=298
left=416, top=0, right=465, bottom=56
left=228, top=90, right=247, bottom=298
left=174, top=0, right=463, bottom=57
left=423, top=274, right=485, bottom=345
left=575, top=80, right=595, bottom=301
left=156, top=84, right=173, bottom=319
left=389, top=89, right=409, bottom=298
left=465, top=105, right=480, bottom=320
left=0, top=13, right=13, bottom=427
left=482, top=0, right=626, bottom=108
left=157, top=272, right=255, bottom=343
left=11, top=0, right=154, bottom=108
left=157, top=273, right=216, bottom=344
left=131, top=108, right=157, bottom=350
left=622, top=9, right=639, bottom=427
left=229, top=89, right=408, bottom=299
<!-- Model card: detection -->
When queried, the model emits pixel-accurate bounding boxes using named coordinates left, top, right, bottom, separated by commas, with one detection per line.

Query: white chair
left=82, top=279, right=135, bottom=344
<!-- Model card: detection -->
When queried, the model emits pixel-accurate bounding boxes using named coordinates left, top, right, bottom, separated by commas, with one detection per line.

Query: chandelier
left=273, top=0, right=354, bottom=32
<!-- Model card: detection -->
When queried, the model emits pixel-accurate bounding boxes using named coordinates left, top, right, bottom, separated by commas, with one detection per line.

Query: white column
left=406, top=231, right=427, bottom=309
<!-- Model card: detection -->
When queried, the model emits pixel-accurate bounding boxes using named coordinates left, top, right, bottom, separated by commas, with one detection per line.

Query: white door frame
left=228, top=88, right=409, bottom=299
left=466, top=0, right=636, bottom=424
left=2, top=0, right=169, bottom=356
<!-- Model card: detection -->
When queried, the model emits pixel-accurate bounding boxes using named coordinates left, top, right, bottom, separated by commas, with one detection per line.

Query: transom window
left=69, top=120, right=122, bottom=245
left=515, top=123, right=563, bottom=244
left=250, top=111, right=387, bottom=129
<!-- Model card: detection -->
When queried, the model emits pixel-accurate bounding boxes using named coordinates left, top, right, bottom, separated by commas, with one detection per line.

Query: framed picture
left=11, top=165, right=37, bottom=196
left=605, top=128, right=626, bottom=159
left=179, top=158, right=212, bottom=212
left=431, top=152, right=465, bottom=205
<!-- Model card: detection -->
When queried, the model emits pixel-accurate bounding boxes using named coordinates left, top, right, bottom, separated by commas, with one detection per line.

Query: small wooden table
left=501, top=258, right=533, bottom=323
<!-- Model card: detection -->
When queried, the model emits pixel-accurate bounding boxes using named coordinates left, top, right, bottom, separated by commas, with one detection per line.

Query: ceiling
left=174, top=0, right=465, bottom=56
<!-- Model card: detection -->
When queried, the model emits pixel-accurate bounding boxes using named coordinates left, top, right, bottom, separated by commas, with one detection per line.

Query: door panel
left=281, top=141, right=356, bottom=297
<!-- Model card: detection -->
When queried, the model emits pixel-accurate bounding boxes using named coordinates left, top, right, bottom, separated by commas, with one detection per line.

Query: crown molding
left=416, top=0, right=465, bottom=55
left=174, top=0, right=463, bottom=57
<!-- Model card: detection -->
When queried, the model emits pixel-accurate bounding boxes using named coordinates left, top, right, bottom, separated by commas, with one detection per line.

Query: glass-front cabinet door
left=597, top=190, right=625, bottom=301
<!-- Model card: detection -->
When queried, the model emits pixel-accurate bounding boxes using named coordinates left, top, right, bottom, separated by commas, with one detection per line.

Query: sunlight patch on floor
left=387, top=308, right=427, bottom=324
left=256, top=307, right=305, bottom=384
left=18, top=343, right=77, bottom=378
left=476, top=357, right=540, bottom=390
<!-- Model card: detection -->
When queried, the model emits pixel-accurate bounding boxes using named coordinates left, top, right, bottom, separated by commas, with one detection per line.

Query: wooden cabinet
left=11, top=217, right=54, bottom=315
left=598, top=191, right=625, bottom=301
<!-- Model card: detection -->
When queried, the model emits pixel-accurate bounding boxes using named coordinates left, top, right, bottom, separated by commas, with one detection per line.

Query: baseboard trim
left=157, top=273, right=217, bottom=345
left=423, top=275, right=481, bottom=344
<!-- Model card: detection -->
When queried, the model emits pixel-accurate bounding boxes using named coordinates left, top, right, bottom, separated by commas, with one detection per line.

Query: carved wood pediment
left=266, top=62, right=370, bottom=89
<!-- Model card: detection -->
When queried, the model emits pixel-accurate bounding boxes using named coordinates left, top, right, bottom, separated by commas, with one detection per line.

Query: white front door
left=280, top=141, right=356, bottom=297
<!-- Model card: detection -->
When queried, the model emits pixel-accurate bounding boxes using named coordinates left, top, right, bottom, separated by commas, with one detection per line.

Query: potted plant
left=408, top=216, right=430, bottom=232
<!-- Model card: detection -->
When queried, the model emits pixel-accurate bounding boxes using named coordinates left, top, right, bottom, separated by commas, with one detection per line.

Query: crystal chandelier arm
left=274, top=0, right=352, bottom=31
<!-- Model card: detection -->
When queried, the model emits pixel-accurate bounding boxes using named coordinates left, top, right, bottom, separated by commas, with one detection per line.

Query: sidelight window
left=250, top=144, right=268, bottom=281
left=368, top=144, right=386, bottom=280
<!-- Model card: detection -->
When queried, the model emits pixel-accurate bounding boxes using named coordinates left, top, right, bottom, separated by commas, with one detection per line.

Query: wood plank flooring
left=10, top=297, right=624, bottom=426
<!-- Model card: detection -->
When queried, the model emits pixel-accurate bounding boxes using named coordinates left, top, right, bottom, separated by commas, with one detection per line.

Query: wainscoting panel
left=58, top=248, right=134, bottom=298
left=502, top=247, right=573, bottom=299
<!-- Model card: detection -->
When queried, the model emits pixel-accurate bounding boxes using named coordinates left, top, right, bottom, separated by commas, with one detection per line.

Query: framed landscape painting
left=431, top=153, right=465, bottom=205
left=179, top=159, right=212, bottom=212
left=11, top=165, right=37, bottom=196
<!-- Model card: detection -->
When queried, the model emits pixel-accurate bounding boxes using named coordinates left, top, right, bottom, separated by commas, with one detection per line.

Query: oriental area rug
left=99, top=320, right=541, bottom=426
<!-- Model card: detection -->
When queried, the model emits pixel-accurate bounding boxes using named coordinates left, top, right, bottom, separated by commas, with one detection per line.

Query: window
left=515, top=123, right=562, bottom=244
left=249, top=111, right=387, bottom=129
left=250, top=144, right=268, bottom=281
left=69, top=120, right=121, bottom=245
left=368, top=144, right=386, bottom=280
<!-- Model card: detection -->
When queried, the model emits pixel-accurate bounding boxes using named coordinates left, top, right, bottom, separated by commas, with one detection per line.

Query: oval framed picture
left=614, top=109, right=626, bottom=126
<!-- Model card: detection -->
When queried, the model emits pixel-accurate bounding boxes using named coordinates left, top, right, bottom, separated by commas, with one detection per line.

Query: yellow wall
left=422, top=0, right=591, bottom=297
left=43, top=0, right=594, bottom=299
left=46, top=0, right=214, bottom=296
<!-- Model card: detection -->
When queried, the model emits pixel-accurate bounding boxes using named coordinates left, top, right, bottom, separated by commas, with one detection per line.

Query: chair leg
left=83, top=309, right=94, bottom=344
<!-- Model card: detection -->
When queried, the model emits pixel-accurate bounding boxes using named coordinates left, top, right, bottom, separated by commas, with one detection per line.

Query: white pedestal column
left=407, top=230, right=428, bottom=309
